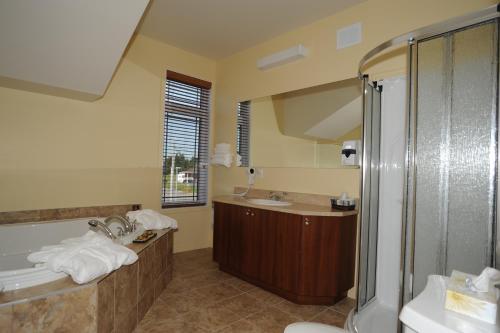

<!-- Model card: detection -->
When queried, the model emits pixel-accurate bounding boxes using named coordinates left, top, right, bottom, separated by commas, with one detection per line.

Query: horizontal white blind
left=237, top=101, right=250, bottom=167
left=162, top=74, right=211, bottom=208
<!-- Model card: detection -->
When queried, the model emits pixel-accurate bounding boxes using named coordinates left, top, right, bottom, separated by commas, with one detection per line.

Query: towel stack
left=211, top=143, right=233, bottom=167
left=27, top=231, right=138, bottom=284
left=126, top=209, right=178, bottom=230
left=236, top=154, right=242, bottom=167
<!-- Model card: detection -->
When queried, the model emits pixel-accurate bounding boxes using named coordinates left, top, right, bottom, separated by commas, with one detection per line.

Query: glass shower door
left=357, top=79, right=382, bottom=310
left=406, top=20, right=499, bottom=298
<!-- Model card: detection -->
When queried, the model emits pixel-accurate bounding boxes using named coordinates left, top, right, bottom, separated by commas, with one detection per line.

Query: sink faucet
left=269, top=191, right=286, bottom=201
left=88, top=219, right=116, bottom=239
left=104, top=215, right=133, bottom=234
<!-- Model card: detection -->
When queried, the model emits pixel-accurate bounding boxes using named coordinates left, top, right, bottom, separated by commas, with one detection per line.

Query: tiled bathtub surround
left=0, top=204, right=141, bottom=225
left=0, top=230, right=173, bottom=333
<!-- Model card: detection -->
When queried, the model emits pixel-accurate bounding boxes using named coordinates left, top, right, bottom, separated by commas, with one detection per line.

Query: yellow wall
left=212, top=0, right=494, bottom=296
left=213, top=0, right=494, bottom=200
left=0, top=0, right=495, bottom=257
left=0, top=34, right=217, bottom=253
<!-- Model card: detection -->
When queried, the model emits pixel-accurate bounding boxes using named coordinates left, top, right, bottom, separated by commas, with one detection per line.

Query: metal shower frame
left=356, top=2, right=500, bottom=323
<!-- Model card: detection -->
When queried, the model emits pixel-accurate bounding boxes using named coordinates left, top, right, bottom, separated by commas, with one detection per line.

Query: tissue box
left=445, top=270, right=498, bottom=324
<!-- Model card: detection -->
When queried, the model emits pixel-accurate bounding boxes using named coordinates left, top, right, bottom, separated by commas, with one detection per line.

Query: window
left=162, top=71, right=211, bottom=208
left=236, top=101, right=250, bottom=167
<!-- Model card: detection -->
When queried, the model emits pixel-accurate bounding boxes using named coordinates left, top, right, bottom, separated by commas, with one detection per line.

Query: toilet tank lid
left=399, top=275, right=499, bottom=333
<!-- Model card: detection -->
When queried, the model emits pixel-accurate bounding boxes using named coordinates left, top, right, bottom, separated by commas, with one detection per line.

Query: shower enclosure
left=403, top=17, right=499, bottom=304
left=351, top=5, right=500, bottom=333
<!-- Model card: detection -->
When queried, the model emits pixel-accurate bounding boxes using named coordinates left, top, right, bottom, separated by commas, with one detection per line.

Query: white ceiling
left=138, top=0, right=367, bottom=59
left=0, top=0, right=149, bottom=100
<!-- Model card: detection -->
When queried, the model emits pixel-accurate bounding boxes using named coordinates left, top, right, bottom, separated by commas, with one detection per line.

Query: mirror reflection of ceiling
left=246, top=77, right=362, bottom=169
left=274, top=78, right=361, bottom=143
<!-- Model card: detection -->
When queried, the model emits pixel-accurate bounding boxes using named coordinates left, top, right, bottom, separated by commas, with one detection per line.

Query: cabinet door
left=214, top=202, right=245, bottom=270
left=271, top=211, right=302, bottom=293
left=299, top=215, right=357, bottom=296
left=240, top=207, right=262, bottom=278
left=213, top=202, right=229, bottom=265
left=227, top=204, right=245, bottom=271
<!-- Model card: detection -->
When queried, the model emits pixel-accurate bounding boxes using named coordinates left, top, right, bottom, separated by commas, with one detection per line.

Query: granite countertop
left=0, top=228, right=172, bottom=307
left=212, top=195, right=358, bottom=217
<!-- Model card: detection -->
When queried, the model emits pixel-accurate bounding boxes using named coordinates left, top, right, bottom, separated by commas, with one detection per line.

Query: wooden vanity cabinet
left=213, top=201, right=357, bottom=305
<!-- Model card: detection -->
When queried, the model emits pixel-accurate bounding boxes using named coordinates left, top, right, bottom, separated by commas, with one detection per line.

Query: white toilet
left=284, top=322, right=345, bottom=333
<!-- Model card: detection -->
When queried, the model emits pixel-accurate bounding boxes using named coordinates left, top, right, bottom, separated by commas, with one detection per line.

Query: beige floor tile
left=135, top=314, right=208, bottom=333
left=136, top=248, right=326, bottom=333
left=274, top=300, right=327, bottom=321
left=330, top=297, right=356, bottom=316
left=184, top=302, right=241, bottom=332
left=173, top=262, right=216, bottom=277
left=163, top=276, right=190, bottom=294
left=157, top=290, right=212, bottom=317
left=183, top=269, right=234, bottom=289
left=218, top=319, right=263, bottom=333
left=310, top=308, right=347, bottom=328
left=220, top=293, right=264, bottom=318
left=224, top=277, right=258, bottom=292
left=247, top=288, right=286, bottom=306
left=246, top=306, right=300, bottom=333
left=195, top=282, right=242, bottom=304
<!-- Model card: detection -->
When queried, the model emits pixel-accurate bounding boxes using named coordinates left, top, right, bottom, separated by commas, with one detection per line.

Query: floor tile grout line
left=329, top=306, right=353, bottom=316
left=139, top=248, right=354, bottom=332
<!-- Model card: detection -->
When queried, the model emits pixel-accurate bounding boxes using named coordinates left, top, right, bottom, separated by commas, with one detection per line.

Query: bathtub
left=0, top=218, right=97, bottom=291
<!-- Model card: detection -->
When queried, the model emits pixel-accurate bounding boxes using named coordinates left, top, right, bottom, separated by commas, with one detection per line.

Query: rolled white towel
left=126, top=209, right=178, bottom=230
left=27, top=231, right=138, bottom=284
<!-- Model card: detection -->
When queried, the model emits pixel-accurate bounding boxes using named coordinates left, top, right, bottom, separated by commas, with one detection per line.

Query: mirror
left=237, top=77, right=362, bottom=168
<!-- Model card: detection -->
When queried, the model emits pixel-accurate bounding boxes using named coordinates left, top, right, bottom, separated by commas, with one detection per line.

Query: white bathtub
left=0, top=218, right=95, bottom=291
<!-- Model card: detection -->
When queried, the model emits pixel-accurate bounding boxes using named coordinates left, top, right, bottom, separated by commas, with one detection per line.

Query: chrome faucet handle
left=117, top=226, right=125, bottom=237
left=104, top=215, right=133, bottom=234
left=88, top=219, right=116, bottom=239
left=131, top=220, right=138, bottom=232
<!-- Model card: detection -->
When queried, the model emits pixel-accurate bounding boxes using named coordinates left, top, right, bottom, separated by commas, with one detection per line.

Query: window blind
left=237, top=101, right=250, bottom=167
left=162, top=71, right=211, bottom=208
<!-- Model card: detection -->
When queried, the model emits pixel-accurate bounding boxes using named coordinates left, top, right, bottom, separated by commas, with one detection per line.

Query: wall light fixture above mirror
left=236, top=77, right=361, bottom=169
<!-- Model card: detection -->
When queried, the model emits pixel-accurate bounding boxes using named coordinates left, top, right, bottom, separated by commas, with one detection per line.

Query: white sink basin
left=246, top=198, right=292, bottom=206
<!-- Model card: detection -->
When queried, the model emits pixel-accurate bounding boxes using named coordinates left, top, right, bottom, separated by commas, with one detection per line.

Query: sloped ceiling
left=0, top=0, right=150, bottom=100
left=273, top=78, right=362, bottom=142
left=138, top=0, right=367, bottom=59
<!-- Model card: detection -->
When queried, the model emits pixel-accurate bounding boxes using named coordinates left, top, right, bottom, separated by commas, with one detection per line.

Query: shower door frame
left=357, top=77, right=382, bottom=312
left=356, top=3, right=500, bottom=320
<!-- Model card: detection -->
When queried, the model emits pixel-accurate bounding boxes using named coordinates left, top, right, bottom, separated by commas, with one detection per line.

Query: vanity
left=212, top=191, right=357, bottom=305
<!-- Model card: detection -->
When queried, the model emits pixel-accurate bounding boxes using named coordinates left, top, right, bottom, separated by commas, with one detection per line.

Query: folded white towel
left=214, top=143, right=231, bottom=153
left=236, top=154, right=242, bottom=167
left=27, top=231, right=138, bottom=284
left=212, top=152, right=232, bottom=158
left=126, top=209, right=178, bottom=230
left=212, top=156, right=232, bottom=162
left=211, top=157, right=232, bottom=167
left=211, top=149, right=233, bottom=167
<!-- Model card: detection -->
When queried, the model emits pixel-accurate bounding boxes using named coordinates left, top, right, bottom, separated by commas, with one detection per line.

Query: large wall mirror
left=236, top=77, right=361, bottom=169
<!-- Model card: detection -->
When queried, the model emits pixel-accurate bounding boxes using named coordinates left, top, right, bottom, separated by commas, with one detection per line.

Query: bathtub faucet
left=104, top=215, right=133, bottom=234
left=88, top=220, right=116, bottom=239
